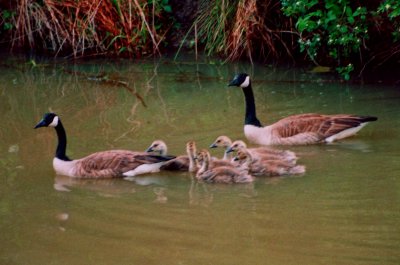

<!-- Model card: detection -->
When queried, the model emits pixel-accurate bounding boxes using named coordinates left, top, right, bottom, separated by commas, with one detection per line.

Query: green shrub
left=281, top=0, right=371, bottom=79
left=378, top=0, right=400, bottom=41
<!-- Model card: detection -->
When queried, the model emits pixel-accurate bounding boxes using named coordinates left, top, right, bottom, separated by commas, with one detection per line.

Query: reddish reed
left=10, top=0, right=166, bottom=58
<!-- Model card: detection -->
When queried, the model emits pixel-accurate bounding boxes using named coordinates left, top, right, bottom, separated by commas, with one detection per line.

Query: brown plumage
left=186, top=141, right=199, bottom=172
left=228, top=73, right=377, bottom=145
left=73, top=150, right=172, bottom=178
left=228, top=140, right=298, bottom=165
left=196, top=150, right=253, bottom=184
left=234, top=148, right=305, bottom=177
left=267, top=114, right=377, bottom=145
left=34, top=113, right=174, bottom=179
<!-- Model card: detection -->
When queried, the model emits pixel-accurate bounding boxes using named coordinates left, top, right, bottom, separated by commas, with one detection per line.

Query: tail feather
left=289, top=165, right=306, bottom=175
left=359, top=116, right=378, bottom=123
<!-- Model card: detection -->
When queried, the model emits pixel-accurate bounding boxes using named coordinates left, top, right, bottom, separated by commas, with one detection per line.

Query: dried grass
left=192, top=0, right=294, bottom=63
left=10, top=0, right=163, bottom=58
left=227, top=0, right=295, bottom=62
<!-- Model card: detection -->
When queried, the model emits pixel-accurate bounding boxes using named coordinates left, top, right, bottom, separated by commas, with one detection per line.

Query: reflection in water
left=123, top=174, right=169, bottom=186
left=327, top=139, right=373, bottom=152
left=188, top=174, right=258, bottom=207
left=188, top=177, right=214, bottom=207
left=153, top=187, right=168, bottom=203
left=53, top=175, right=137, bottom=196
left=55, top=212, right=69, bottom=232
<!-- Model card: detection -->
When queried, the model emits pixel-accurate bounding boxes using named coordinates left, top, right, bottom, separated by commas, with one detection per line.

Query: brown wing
left=272, top=114, right=376, bottom=140
left=160, top=155, right=189, bottom=171
left=75, top=150, right=173, bottom=178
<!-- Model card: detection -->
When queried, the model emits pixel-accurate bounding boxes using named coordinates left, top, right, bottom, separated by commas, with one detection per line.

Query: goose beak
left=226, top=147, right=234, bottom=153
left=145, top=146, right=154, bottom=153
left=209, top=143, right=217, bottom=148
left=233, top=156, right=239, bottom=161
left=228, top=76, right=241, bottom=86
left=34, top=119, right=46, bottom=129
left=228, top=79, right=239, bottom=87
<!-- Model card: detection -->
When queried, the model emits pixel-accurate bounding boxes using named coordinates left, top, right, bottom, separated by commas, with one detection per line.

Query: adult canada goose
left=34, top=113, right=175, bottom=178
left=228, top=73, right=378, bottom=145
left=146, top=140, right=190, bottom=171
left=196, top=150, right=253, bottom=184
left=209, top=135, right=233, bottom=160
left=227, top=140, right=298, bottom=165
left=234, top=148, right=305, bottom=177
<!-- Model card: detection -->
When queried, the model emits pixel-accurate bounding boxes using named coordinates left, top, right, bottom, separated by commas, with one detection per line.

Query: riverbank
left=0, top=0, right=399, bottom=81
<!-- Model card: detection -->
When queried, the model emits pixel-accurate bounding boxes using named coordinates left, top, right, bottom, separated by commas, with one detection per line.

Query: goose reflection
left=53, top=175, right=137, bottom=195
left=188, top=177, right=257, bottom=207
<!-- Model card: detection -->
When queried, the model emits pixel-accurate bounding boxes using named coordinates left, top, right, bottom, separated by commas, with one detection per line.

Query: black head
left=34, top=113, right=59, bottom=129
left=228, top=73, right=250, bottom=88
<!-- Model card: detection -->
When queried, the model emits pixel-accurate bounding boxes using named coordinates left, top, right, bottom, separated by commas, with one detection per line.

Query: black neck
left=54, top=121, right=71, bottom=161
left=242, top=84, right=262, bottom=127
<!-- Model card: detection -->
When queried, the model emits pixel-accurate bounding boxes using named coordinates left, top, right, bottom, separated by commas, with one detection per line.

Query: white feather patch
left=240, top=76, right=250, bottom=88
left=53, top=158, right=77, bottom=177
left=244, top=125, right=273, bottom=145
left=122, top=162, right=165, bottom=177
left=49, top=116, right=59, bottom=127
left=325, top=123, right=368, bottom=143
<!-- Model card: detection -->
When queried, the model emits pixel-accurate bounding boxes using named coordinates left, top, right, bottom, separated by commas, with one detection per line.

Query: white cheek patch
left=49, top=116, right=59, bottom=127
left=240, top=76, right=250, bottom=88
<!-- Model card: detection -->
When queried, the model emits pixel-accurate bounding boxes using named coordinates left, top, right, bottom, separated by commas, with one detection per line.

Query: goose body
left=228, top=73, right=378, bottom=145
left=146, top=140, right=190, bottom=171
left=234, top=148, right=305, bottom=177
left=35, top=113, right=174, bottom=178
left=196, top=150, right=253, bottom=184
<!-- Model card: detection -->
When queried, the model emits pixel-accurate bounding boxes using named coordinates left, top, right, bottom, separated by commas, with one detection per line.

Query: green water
left=0, top=56, right=399, bottom=265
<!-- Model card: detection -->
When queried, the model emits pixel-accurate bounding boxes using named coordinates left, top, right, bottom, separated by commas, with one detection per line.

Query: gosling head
left=209, top=135, right=232, bottom=149
left=227, top=140, right=247, bottom=153
left=233, top=148, right=252, bottom=163
left=34, top=113, right=60, bottom=129
left=196, top=149, right=211, bottom=165
left=228, top=73, right=250, bottom=88
left=146, top=140, right=168, bottom=156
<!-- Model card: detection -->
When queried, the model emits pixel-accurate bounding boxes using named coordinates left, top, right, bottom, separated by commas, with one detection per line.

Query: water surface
left=0, top=56, right=399, bottom=265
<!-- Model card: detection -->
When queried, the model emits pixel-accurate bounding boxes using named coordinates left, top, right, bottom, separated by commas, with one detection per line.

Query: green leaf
left=4, top=22, right=12, bottom=30
left=345, top=6, right=353, bottom=17
left=163, top=5, right=172, bottom=13
left=347, top=16, right=355, bottom=24
left=327, top=10, right=337, bottom=21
